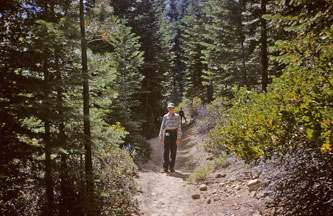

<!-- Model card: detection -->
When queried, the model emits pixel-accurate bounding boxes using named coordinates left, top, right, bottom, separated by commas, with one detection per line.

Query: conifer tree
left=260, top=0, right=268, bottom=91
left=1, top=0, right=142, bottom=214
left=180, top=0, right=211, bottom=103
left=106, top=21, right=145, bottom=134
left=201, top=0, right=267, bottom=97
left=0, top=0, right=84, bottom=214
left=79, top=0, right=95, bottom=214
left=0, top=1, right=40, bottom=214
left=107, top=0, right=174, bottom=137
left=165, top=0, right=189, bottom=103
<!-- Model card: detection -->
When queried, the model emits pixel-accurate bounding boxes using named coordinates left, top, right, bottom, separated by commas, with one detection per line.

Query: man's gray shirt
left=159, top=113, right=182, bottom=139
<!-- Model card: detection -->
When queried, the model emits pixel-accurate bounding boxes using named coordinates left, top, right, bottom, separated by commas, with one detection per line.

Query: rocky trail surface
left=134, top=121, right=274, bottom=216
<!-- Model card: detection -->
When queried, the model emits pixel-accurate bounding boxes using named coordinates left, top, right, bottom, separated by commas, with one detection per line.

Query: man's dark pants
left=163, top=130, right=177, bottom=169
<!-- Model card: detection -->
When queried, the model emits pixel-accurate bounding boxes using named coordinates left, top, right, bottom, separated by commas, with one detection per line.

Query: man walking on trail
left=179, top=107, right=187, bottom=123
left=159, top=103, right=182, bottom=173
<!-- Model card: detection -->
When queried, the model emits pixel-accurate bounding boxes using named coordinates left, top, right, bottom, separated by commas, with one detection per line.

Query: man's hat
left=167, top=103, right=175, bottom=108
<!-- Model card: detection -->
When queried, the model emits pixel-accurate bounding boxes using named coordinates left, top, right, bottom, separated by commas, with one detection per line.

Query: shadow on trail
left=166, top=171, right=189, bottom=181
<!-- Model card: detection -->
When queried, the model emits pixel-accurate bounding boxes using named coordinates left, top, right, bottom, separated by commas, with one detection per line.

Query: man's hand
left=176, top=139, right=181, bottom=146
left=159, top=138, right=163, bottom=144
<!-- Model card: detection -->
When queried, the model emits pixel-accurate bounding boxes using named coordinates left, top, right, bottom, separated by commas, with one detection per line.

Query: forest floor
left=134, top=117, right=275, bottom=216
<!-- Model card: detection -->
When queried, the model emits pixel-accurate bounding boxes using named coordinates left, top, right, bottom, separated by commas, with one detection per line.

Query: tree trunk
left=79, top=0, right=94, bottom=214
left=206, top=84, right=213, bottom=104
left=45, top=121, right=55, bottom=214
left=43, top=1, right=55, bottom=214
left=144, top=79, right=150, bottom=137
left=240, top=40, right=246, bottom=86
left=55, top=47, right=70, bottom=216
left=261, top=0, right=268, bottom=92
left=238, top=0, right=247, bottom=87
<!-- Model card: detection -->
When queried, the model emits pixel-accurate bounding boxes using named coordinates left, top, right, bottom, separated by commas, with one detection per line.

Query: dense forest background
left=1, top=0, right=332, bottom=215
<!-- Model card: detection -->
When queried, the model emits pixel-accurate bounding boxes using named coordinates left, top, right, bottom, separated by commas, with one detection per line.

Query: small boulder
left=207, top=198, right=211, bottom=204
left=199, top=184, right=208, bottom=191
left=192, top=194, right=200, bottom=199
left=219, top=182, right=225, bottom=187
left=216, top=173, right=227, bottom=178
left=248, top=179, right=261, bottom=192
left=257, top=191, right=270, bottom=199
left=250, top=191, right=257, bottom=198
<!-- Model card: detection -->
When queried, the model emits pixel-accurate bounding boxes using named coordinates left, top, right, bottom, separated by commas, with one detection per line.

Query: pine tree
left=79, top=0, right=95, bottom=214
left=0, top=0, right=84, bottom=214
left=0, top=3, right=40, bottom=214
left=165, top=0, right=189, bottom=103
left=260, top=0, right=268, bottom=91
left=180, top=0, right=211, bottom=103
left=1, top=0, right=141, bottom=214
left=105, top=21, right=145, bottom=134
left=201, top=0, right=267, bottom=98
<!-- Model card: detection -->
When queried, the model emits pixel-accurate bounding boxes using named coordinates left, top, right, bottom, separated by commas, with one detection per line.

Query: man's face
left=168, top=107, right=175, bottom=113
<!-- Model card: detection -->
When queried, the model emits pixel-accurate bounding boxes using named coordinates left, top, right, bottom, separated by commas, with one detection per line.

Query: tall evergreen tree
left=0, top=0, right=84, bottom=214
left=107, top=0, right=175, bottom=137
left=0, top=1, right=40, bottom=214
left=180, top=0, right=212, bottom=103
left=79, top=0, right=95, bottom=214
left=106, top=21, right=145, bottom=134
left=1, top=0, right=141, bottom=215
left=201, top=0, right=266, bottom=98
left=165, top=0, right=189, bottom=103
left=260, top=0, right=268, bottom=91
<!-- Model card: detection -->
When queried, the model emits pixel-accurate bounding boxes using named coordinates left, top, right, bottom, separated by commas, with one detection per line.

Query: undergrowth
left=187, top=162, right=214, bottom=183
left=187, top=153, right=230, bottom=183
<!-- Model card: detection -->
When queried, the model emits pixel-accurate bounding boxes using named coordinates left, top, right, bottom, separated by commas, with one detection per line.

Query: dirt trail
left=134, top=123, right=206, bottom=216
left=134, top=122, right=269, bottom=216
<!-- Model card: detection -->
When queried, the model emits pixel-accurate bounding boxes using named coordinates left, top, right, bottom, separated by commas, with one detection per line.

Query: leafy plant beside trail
left=205, top=46, right=333, bottom=214
left=205, top=30, right=332, bottom=163
left=93, top=123, right=138, bottom=215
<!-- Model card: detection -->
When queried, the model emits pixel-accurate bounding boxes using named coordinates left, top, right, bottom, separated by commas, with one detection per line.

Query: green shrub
left=187, top=153, right=231, bottom=183
left=93, top=122, right=138, bottom=215
left=187, top=162, right=214, bottom=183
left=129, top=134, right=151, bottom=167
left=214, top=152, right=230, bottom=169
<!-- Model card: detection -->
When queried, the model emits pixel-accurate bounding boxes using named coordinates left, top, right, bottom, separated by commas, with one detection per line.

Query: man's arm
left=176, top=115, right=182, bottom=145
left=159, top=116, right=165, bottom=144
